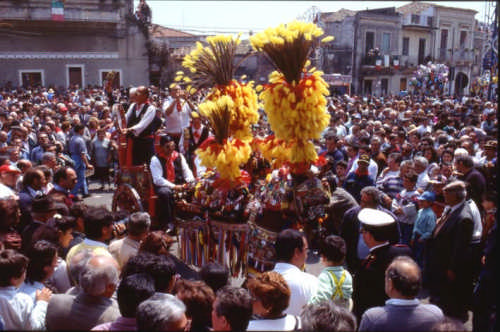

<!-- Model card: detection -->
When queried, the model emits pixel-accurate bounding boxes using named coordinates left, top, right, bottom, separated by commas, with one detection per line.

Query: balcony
left=402, top=14, right=433, bottom=29
left=360, top=54, right=400, bottom=75
left=437, top=48, right=474, bottom=64
left=0, top=0, right=124, bottom=23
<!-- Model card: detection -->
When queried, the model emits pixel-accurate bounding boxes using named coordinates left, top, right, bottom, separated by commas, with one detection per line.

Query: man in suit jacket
left=18, top=167, right=45, bottom=231
left=341, top=187, right=400, bottom=274
left=359, top=256, right=444, bottom=331
left=352, top=208, right=412, bottom=321
left=45, top=255, right=120, bottom=330
left=426, top=180, right=474, bottom=322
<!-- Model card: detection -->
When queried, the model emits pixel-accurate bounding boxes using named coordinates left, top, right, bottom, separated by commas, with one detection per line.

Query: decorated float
left=112, top=22, right=335, bottom=277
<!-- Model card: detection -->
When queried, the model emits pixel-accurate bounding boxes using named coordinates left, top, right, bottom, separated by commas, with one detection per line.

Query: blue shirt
left=412, top=207, right=436, bottom=240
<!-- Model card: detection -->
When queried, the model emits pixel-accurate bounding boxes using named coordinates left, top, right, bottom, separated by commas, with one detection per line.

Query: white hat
left=358, top=208, right=395, bottom=227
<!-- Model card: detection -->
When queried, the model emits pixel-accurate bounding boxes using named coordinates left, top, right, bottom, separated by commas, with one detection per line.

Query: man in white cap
left=0, top=164, right=21, bottom=199
left=352, top=208, right=412, bottom=321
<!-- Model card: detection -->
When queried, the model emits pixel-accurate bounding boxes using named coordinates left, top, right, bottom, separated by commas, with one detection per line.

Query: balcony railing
left=437, top=48, right=474, bottom=63
left=0, top=0, right=123, bottom=23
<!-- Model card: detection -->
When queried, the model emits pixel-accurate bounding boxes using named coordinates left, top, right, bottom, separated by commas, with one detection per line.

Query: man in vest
left=186, top=112, right=209, bottom=176
left=150, top=134, right=195, bottom=233
left=123, top=86, right=159, bottom=165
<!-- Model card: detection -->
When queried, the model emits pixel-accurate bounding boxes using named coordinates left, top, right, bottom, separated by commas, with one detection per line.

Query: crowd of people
left=0, top=83, right=497, bottom=331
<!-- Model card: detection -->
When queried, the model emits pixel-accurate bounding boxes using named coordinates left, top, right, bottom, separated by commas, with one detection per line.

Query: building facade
left=318, top=2, right=481, bottom=96
left=0, top=0, right=149, bottom=88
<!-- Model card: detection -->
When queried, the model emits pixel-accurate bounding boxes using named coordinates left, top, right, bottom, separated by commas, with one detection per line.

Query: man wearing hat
left=186, top=111, right=209, bottom=175
left=343, top=154, right=375, bottom=203
left=478, top=140, right=497, bottom=192
left=426, top=180, right=474, bottom=322
left=0, top=164, right=21, bottom=199
left=20, top=194, right=63, bottom=253
left=150, top=134, right=195, bottom=233
left=352, top=208, right=412, bottom=321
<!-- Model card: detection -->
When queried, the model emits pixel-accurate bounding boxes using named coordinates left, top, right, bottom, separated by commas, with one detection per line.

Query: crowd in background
left=0, top=83, right=497, bottom=331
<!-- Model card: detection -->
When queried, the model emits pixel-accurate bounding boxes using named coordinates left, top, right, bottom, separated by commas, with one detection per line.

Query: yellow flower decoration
left=250, top=21, right=333, bottom=169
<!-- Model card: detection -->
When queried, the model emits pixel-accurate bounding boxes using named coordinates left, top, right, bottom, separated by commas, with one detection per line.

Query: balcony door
left=418, top=38, right=426, bottom=64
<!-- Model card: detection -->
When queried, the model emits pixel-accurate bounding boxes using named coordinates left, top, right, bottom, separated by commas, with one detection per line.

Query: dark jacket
left=341, top=206, right=401, bottom=274
left=460, top=168, right=486, bottom=209
left=353, top=243, right=413, bottom=321
left=343, top=172, right=375, bottom=203
left=426, top=201, right=474, bottom=320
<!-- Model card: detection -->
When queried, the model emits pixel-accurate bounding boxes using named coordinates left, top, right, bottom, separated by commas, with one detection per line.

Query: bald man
left=123, top=86, right=159, bottom=165
left=46, top=255, right=120, bottom=330
left=359, top=256, right=444, bottom=331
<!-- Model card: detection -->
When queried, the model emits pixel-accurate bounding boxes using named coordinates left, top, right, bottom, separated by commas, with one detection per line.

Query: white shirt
left=150, top=154, right=194, bottom=189
left=0, top=183, right=16, bottom=199
left=247, top=314, right=300, bottom=331
left=0, top=286, right=48, bottom=330
left=272, top=263, right=318, bottom=316
left=125, top=102, right=156, bottom=136
left=416, top=171, right=430, bottom=191
left=19, top=281, right=44, bottom=303
left=108, top=237, right=140, bottom=268
left=468, top=200, right=482, bottom=243
left=162, top=97, right=192, bottom=133
left=376, top=169, right=400, bottom=186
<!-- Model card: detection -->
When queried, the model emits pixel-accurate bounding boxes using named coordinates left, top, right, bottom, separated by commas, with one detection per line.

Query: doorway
left=67, top=65, right=84, bottom=88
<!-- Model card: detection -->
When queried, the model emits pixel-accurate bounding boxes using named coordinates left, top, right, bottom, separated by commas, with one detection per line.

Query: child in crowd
left=392, top=172, right=419, bottom=245
left=309, top=235, right=353, bottom=310
left=0, top=249, right=52, bottom=330
left=411, top=191, right=437, bottom=268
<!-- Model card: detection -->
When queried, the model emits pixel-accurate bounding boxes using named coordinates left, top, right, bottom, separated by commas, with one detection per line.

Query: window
left=382, top=33, right=391, bottom=52
left=19, top=70, right=44, bottom=87
left=411, top=14, right=420, bottom=24
left=418, top=38, right=426, bottom=65
left=440, top=29, right=448, bottom=49
left=427, top=16, right=433, bottom=27
left=400, top=78, right=407, bottom=91
left=381, top=78, right=388, bottom=95
left=365, top=31, right=374, bottom=55
left=364, top=80, right=372, bottom=95
left=460, top=31, right=467, bottom=47
left=66, top=64, right=85, bottom=88
left=99, top=69, right=122, bottom=89
left=402, top=37, right=410, bottom=56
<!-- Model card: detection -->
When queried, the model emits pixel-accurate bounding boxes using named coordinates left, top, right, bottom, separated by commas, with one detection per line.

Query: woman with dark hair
left=246, top=271, right=299, bottom=331
left=139, top=230, right=199, bottom=280
left=19, top=240, right=58, bottom=300
left=31, top=216, right=76, bottom=293
left=423, top=146, right=439, bottom=177
left=439, top=149, right=454, bottom=164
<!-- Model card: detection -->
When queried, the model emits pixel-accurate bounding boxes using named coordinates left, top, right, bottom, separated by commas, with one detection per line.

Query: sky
left=134, top=1, right=494, bottom=36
